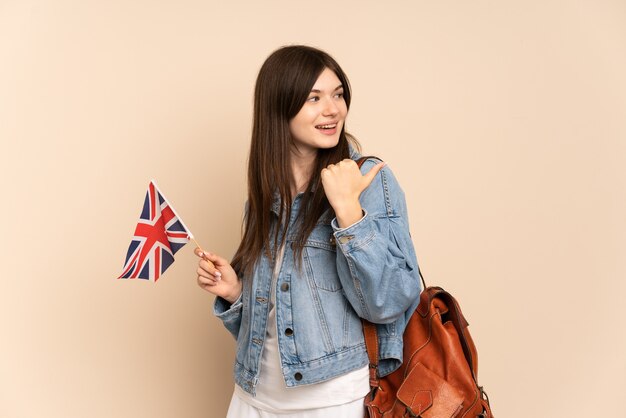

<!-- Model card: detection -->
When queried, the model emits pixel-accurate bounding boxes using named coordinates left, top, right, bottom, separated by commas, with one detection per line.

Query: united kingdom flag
left=118, top=180, right=193, bottom=281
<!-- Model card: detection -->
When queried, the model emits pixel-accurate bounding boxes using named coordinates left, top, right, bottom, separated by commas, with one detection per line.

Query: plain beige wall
left=1, top=0, right=625, bottom=417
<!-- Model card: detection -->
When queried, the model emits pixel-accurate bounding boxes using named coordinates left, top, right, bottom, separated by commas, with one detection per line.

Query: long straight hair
left=231, top=45, right=360, bottom=278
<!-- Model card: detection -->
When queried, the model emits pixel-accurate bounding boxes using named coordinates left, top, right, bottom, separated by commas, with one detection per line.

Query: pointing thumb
left=362, top=161, right=386, bottom=187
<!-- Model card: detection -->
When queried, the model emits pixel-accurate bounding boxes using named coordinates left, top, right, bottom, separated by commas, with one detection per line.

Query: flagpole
left=191, top=237, right=205, bottom=253
left=191, top=237, right=216, bottom=272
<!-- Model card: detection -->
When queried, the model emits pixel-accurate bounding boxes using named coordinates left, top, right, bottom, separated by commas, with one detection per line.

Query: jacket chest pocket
left=302, top=224, right=342, bottom=292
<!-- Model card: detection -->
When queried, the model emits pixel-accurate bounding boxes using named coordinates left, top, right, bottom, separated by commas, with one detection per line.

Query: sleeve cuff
left=331, top=209, right=376, bottom=254
left=213, top=292, right=243, bottom=318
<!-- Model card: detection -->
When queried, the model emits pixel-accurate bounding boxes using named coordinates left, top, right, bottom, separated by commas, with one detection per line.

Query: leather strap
left=362, top=321, right=380, bottom=388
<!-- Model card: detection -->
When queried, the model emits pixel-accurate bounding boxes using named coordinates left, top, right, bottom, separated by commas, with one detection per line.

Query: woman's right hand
left=195, top=248, right=242, bottom=304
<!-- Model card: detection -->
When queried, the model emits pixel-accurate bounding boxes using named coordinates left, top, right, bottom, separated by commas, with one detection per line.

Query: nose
left=322, top=97, right=339, bottom=116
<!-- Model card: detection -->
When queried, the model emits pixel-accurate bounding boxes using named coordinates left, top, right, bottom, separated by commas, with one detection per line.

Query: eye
left=307, top=96, right=320, bottom=102
left=334, top=91, right=344, bottom=99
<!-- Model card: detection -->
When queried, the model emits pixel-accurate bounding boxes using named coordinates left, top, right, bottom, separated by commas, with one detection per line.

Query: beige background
left=1, top=0, right=625, bottom=417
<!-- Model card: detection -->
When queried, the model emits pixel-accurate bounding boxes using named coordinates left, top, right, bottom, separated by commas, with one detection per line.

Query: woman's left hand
left=321, top=159, right=386, bottom=228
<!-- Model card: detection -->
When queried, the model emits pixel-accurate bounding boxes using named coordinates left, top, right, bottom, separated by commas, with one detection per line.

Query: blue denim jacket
left=213, top=150, right=423, bottom=395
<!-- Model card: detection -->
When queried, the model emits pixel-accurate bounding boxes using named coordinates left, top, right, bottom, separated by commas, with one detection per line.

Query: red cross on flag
left=118, top=180, right=193, bottom=281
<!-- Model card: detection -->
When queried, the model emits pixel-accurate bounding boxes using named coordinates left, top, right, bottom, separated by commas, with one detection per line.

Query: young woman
left=195, top=45, right=423, bottom=418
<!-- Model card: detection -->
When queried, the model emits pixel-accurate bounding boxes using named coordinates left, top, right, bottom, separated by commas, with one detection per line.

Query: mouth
left=315, top=122, right=339, bottom=131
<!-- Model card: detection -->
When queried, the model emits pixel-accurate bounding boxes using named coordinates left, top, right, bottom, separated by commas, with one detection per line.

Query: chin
left=318, top=138, right=341, bottom=149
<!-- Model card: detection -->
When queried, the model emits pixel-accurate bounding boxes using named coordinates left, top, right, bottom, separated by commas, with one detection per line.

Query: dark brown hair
left=231, top=45, right=360, bottom=277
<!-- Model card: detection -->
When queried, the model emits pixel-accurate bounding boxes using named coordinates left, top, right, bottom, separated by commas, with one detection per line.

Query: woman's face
left=289, top=67, right=348, bottom=156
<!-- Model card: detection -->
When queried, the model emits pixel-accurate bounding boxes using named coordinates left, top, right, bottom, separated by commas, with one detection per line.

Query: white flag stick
left=151, top=179, right=194, bottom=238
left=150, top=179, right=212, bottom=263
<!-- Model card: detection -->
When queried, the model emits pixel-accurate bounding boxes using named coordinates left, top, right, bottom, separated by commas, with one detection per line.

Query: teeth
left=317, top=124, right=337, bottom=129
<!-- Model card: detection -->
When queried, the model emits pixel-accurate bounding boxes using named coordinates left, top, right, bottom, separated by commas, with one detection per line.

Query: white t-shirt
left=235, top=242, right=370, bottom=413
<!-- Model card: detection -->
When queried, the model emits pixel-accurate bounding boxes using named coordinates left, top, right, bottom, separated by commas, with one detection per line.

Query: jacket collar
left=270, top=191, right=282, bottom=215
left=270, top=189, right=313, bottom=216
left=349, top=142, right=361, bottom=159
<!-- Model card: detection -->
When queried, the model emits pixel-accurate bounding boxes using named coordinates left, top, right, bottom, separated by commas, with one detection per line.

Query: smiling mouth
left=315, top=123, right=338, bottom=130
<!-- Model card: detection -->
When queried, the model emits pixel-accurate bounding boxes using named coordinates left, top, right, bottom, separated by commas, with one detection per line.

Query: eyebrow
left=310, top=84, right=344, bottom=93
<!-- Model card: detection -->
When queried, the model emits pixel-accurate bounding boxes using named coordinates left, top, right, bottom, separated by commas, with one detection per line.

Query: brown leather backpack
left=362, top=286, right=494, bottom=417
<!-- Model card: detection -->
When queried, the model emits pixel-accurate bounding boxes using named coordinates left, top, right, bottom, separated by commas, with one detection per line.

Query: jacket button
left=280, top=283, right=289, bottom=291
left=294, top=372, right=303, bottom=381
left=338, top=235, right=354, bottom=244
left=284, top=328, right=293, bottom=336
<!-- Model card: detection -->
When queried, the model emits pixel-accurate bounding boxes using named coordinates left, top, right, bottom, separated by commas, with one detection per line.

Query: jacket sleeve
left=332, top=160, right=423, bottom=324
left=213, top=293, right=243, bottom=339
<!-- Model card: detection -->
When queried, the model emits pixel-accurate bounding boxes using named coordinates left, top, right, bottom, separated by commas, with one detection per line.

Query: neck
left=290, top=147, right=317, bottom=198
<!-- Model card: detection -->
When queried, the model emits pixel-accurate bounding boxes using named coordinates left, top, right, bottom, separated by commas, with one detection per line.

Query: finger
left=362, top=161, right=387, bottom=186
left=194, top=247, right=205, bottom=258
left=197, top=274, right=217, bottom=284
left=197, top=265, right=221, bottom=281
left=203, top=251, right=228, bottom=267
left=198, top=258, right=215, bottom=271
left=197, top=263, right=221, bottom=282
left=198, top=269, right=220, bottom=281
left=196, top=270, right=220, bottom=284
left=198, top=260, right=221, bottom=278
left=198, top=275, right=218, bottom=287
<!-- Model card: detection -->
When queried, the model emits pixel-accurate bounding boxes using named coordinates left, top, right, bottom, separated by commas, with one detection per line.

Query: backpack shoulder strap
left=355, top=155, right=382, bottom=166
left=361, top=320, right=380, bottom=388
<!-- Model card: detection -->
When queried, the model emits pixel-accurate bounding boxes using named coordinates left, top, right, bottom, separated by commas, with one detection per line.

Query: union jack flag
left=118, top=180, right=193, bottom=281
